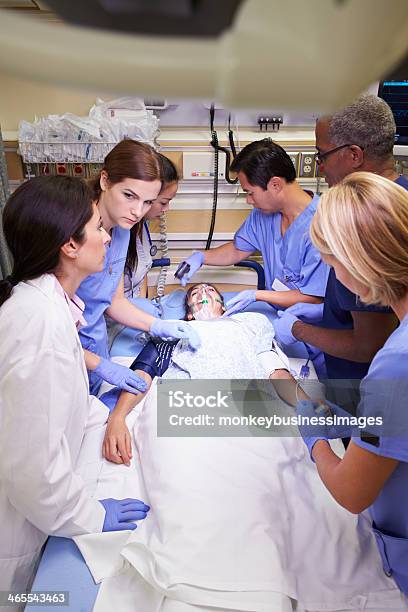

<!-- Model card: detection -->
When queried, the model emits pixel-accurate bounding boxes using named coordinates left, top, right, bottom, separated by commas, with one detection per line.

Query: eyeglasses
left=315, top=143, right=364, bottom=165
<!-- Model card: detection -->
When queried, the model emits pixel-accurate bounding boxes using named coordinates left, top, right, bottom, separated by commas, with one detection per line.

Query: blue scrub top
left=234, top=193, right=329, bottom=297
left=353, top=313, right=408, bottom=594
left=77, top=226, right=130, bottom=395
left=322, top=174, right=408, bottom=380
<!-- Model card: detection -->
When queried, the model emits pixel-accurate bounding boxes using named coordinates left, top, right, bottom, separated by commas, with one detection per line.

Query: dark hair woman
left=0, top=175, right=149, bottom=596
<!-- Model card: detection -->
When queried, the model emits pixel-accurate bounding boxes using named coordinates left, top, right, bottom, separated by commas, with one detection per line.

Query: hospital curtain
left=0, top=127, right=12, bottom=280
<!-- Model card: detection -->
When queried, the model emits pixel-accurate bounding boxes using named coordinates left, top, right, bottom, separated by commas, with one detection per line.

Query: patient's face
left=187, top=284, right=225, bottom=321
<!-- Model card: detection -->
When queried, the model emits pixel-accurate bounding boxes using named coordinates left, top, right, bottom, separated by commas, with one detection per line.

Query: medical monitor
left=378, top=80, right=408, bottom=146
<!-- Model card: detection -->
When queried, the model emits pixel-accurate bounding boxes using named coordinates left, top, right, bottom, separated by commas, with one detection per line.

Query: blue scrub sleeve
left=233, top=211, right=260, bottom=253
left=297, top=240, right=330, bottom=297
left=353, top=436, right=408, bottom=462
left=352, top=349, right=408, bottom=462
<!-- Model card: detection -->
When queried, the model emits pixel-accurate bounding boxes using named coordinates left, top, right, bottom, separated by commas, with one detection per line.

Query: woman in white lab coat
left=0, top=176, right=149, bottom=596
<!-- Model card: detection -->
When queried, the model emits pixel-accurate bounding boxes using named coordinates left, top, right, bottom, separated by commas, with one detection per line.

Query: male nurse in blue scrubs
left=178, top=138, right=329, bottom=313
left=275, top=94, right=407, bottom=381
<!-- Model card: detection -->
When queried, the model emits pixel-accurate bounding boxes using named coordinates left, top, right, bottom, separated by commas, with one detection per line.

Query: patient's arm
left=269, top=369, right=310, bottom=406
left=102, top=338, right=176, bottom=465
left=102, top=370, right=152, bottom=466
left=257, top=344, right=310, bottom=405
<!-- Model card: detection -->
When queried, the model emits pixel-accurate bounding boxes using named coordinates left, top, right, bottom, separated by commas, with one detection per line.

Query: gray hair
left=327, top=94, right=396, bottom=159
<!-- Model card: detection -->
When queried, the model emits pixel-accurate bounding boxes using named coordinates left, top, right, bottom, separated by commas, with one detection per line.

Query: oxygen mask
left=189, top=284, right=223, bottom=321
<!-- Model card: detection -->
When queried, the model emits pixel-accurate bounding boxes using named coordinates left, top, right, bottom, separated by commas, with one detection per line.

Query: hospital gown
left=166, top=312, right=276, bottom=379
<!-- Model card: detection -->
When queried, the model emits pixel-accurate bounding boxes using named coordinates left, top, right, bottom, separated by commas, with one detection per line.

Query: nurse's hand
left=296, top=399, right=353, bottom=460
left=103, top=413, right=132, bottom=466
left=273, top=310, right=298, bottom=345
left=285, top=302, right=324, bottom=323
left=100, top=498, right=150, bottom=532
left=150, top=319, right=201, bottom=350
left=94, top=358, right=148, bottom=394
left=224, top=289, right=257, bottom=316
left=177, top=252, right=205, bottom=287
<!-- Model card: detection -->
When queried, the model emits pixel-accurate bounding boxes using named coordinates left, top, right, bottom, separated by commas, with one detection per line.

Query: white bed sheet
left=73, top=366, right=408, bottom=612
left=124, top=386, right=406, bottom=611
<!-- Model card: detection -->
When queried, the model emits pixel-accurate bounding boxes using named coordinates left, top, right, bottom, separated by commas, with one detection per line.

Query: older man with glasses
left=275, top=93, right=408, bottom=383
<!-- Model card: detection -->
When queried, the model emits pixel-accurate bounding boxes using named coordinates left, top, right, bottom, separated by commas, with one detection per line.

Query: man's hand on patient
left=284, top=302, right=324, bottom=323
left=225, top=289, right=257, bottom=316
left=177, top=251, right=205, bottom=286
left=103, top=412, right=132, bottom=466
left=274, top=303, right=324, bottom=345
left=100, top=498, right=150, bottom=532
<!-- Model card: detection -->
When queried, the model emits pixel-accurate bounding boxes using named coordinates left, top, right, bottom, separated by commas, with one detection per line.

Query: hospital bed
left=27, top=264, right=315, bottom=612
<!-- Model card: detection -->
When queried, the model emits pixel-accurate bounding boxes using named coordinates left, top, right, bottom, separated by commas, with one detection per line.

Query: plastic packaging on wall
left=18, top=98, right=160, bottom=163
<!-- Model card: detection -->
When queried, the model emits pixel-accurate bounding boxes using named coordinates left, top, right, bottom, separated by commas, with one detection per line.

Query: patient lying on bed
left=77, top=287, right=406, bottom=612
left=101, top=283, right=291, bottom=465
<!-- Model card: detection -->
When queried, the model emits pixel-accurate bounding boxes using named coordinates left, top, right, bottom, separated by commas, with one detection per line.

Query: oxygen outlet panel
left=183, top=151, right=227, bottom=180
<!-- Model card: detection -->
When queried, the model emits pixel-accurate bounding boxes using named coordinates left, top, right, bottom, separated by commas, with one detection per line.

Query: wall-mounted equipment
left=298, top=152, right=316, bottom=178
left=144, top=99, right=169, bottom=111
left=183, top=151, right=227, bottom=180
left=257, top=116, right=283, bottom=132
left=378, top=80, right=408, bottom=153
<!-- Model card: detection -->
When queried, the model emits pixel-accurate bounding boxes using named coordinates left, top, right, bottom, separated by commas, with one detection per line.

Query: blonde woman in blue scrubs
left=296, top=172, right=408, bottom=598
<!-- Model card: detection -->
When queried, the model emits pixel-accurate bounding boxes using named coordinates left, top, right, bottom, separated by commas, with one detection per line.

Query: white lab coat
left=0, top=274, right=108, bottom=595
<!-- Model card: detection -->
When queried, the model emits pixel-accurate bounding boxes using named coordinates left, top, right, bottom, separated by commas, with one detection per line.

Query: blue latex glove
left=273, top=310, right=299, bottom=345
left=285, top=302, right=324, bottom=323
left=225, top=289, right=257, bottom=316
left=94, top=358, right=147, bottom=394
left=296, top=399, right=354, bottom=460
left=178, top=252, right=205, bottom=287
left=99, top=387, right=121, bottom=412
left=150, top=319, right=201, bottom=350
left=100, top=498, right=150, bottom=532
